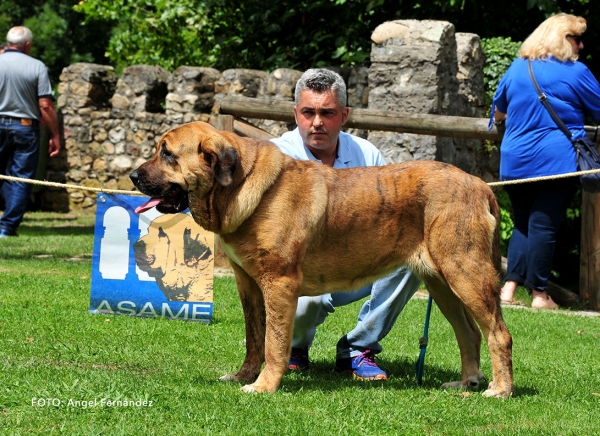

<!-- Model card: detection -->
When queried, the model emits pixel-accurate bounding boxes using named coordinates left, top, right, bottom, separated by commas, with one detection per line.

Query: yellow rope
left=487, top=168, right=600, bottom=187
left=2, top=167, right=600, bottom=193
left=0, top=174, right=144, bottom=196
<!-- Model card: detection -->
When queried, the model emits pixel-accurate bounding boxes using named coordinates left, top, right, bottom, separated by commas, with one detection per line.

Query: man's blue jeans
left=292, top=266, right=422, bottom=358
left=0, top=121, right=40, bottom=234
left=504, top=178, right=577, bottom=291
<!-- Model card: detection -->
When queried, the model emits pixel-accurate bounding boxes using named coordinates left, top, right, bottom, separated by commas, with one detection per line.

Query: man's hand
left=39, top=97, right=60, bottom=157
left=48, top=133, right=60, bottom=157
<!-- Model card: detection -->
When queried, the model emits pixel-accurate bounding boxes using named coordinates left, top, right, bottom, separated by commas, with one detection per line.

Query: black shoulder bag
left=527, top=59, right=600, bottom=193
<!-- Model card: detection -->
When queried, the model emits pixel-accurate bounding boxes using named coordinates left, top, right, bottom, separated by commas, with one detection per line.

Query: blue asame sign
left=89, top=193, right=214, bottom=323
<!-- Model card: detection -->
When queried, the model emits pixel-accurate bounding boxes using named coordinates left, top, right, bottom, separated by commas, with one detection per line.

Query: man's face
left=293, top=89, right=349, bottom=153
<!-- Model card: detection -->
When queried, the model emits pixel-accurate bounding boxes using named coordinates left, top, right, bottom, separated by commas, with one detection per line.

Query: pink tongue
left=135, top=198, right=162, bottom=214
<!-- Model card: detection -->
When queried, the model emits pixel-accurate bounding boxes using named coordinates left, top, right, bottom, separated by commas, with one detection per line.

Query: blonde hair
left=519, top=13, right=586, bottom=62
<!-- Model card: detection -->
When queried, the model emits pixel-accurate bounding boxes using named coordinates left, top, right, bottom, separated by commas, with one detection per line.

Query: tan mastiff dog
left=130, top=121, right=513, bottom=398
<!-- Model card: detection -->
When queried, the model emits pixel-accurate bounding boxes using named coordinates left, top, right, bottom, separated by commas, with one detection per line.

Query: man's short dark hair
left=294, top=68, right=347, bottom=108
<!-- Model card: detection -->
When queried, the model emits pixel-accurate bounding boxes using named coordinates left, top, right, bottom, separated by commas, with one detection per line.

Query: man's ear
left=341, top=107, right=350, bottom=126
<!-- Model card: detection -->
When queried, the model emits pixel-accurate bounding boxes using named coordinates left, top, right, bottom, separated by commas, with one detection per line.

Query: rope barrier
left=486, top=167, right=600, bottom=187
left=2, top=167, right=600, bottom=193
left=0, top=174, right=144, bottom=196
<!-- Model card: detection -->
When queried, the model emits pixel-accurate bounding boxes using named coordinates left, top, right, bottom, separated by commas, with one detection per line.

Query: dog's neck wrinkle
left=190, top=192, right=220, bottom=233
left=189, top=141, right=283, bottom=235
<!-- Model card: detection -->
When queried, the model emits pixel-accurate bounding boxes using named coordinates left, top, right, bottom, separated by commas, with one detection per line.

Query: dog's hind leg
left=446, top=269, right=513, bottom=398
left=422, top=275, right=486, bottom=391
left=437, top=260, right=514, bottom=398
left=219, top=263, right=266, bottom=384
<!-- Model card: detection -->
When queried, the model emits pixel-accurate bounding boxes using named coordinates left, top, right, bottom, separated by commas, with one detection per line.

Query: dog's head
left=131, top=121, right=286, bottom=234
left=134, top=213, right=214, bottom=302
left=130, top=121, right=240, bottom=215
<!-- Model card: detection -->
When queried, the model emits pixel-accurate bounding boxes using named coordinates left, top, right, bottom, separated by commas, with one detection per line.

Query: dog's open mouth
left=135, top=185, right=189, bottom=214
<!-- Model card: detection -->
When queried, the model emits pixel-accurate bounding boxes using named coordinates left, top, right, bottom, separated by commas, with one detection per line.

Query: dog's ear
left=201, top=135, right=239, bottom=187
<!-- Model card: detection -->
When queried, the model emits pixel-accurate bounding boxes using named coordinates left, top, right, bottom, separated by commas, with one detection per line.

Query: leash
left=416, top=294, right=433, bottom=385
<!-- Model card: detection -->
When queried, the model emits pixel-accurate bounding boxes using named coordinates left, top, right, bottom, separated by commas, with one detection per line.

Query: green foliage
left=495, top=189, right=514, bottom=256
left=74, top=0, right=218, bottom=73
left=73, top=0, right=395, bottom=73
left=480, top=37, right=522, bottom=108
left=0, top=0, right=111, bottom=83
left=23, top=3, right=96, bottom=85
left=3, top=0, right=600, bottom=84
left=71, top=0, right=600, bottom=76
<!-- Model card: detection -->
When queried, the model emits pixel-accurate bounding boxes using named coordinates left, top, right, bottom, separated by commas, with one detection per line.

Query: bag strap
left=527, top=59, right=575, bottom=142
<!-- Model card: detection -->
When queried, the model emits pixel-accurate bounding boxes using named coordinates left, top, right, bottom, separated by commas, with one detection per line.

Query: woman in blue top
left=491, top=13, right=600, bottom=309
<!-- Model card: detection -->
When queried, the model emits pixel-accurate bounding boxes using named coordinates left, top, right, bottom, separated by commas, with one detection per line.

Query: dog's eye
left=161, top=147, right=176, bottom=163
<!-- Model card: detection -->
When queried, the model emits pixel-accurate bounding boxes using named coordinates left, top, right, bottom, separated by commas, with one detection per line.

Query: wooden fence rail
left=216, top=96, right=600, bottom=310
left=219, top=95, right=600, bottom=141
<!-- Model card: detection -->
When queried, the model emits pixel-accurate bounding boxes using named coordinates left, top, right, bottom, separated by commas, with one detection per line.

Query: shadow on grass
left=22, top=215, right=86, bottom=222
left=18, top=225, right=95, bottom=237
left=196, top=357, right=539, bottom=397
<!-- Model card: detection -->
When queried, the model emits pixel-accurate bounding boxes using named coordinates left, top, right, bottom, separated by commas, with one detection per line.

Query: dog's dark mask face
left=130, top=139, right=190, bottom=214
left=129, top=122, right=239, bottom=216
left=134, top=177, right=189, bottom=214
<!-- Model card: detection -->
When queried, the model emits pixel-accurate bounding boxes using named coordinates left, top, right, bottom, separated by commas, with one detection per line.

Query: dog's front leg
left=219, top=263, right=266, bottom=383
left=241, top=276, right=300, bottom=394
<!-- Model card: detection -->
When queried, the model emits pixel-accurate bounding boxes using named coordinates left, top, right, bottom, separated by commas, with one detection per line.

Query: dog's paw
left=241, top=384, right=259, bottom=393
left=482, top=388, right=512, bottom=399
left=240, top=382, right=277, bottom=394
left=481, top=380, right=513, bottom=398
left=441, top=380, right=467, bottom=390
left=219, top=373, right=240, bottom=382
left=441, top=373, right=486, bottom=391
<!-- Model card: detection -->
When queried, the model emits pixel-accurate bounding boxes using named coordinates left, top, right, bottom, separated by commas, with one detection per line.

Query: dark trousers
left=504, top=178, right=577, bottom=291
left=0, top=121, right=40, bottom=234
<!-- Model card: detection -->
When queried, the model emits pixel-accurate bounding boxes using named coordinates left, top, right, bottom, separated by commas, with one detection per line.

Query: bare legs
left=500, top=280, right=518, bottom=303
left=501, top=279, right=558, bottom=309
left=531, top=290, right=559, bottom=309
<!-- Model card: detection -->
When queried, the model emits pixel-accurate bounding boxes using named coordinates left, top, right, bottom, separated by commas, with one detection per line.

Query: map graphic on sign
left=89, top=193, right=214, bottom=323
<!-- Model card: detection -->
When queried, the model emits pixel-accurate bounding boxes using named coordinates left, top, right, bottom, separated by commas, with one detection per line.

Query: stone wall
left=43, top=19, right=498, bottom=213
left=367, top=20, right=497, bottom=180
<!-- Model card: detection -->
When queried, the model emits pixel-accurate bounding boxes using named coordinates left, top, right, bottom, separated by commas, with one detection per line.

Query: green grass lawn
left=1, top=212, right=599, bottom=435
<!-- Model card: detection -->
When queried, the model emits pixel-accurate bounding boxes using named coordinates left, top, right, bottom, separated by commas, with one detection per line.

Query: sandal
left=501, top=300, right=525, bottom=307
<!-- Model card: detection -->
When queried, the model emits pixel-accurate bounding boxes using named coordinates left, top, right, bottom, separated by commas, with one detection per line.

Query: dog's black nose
left=130, top=170, right=139, bottom=185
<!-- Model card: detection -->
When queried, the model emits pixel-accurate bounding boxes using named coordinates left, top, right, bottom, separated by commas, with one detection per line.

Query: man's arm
left=38, top=97, right=60, bottom=157
left=494, top=107, right=507, bottom=123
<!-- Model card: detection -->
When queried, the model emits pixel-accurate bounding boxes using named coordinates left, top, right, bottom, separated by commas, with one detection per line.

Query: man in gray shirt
left=0, top=26, right=60, bottom=237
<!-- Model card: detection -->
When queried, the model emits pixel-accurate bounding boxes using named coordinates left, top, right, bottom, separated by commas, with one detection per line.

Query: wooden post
left=233, top=119, right=275, bottom=140
left=214, top=114, right=235, bottom=132
left=580, top=191, right=600, bottom=310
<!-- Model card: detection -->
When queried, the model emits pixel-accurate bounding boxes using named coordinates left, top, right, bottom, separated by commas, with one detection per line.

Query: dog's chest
left=220, top=239, right=244, bottom=268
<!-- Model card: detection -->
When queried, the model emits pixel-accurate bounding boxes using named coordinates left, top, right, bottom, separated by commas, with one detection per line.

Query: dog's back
left=245, top=156, right=501, bottom=297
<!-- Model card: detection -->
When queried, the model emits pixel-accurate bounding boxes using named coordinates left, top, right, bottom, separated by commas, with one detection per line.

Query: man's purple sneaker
left=335, top=349, right=388, bottom=380
left=288, top=346, right=309, bottom=371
